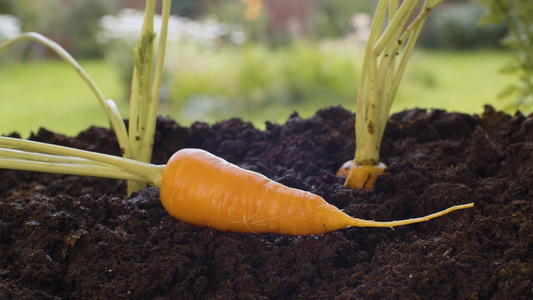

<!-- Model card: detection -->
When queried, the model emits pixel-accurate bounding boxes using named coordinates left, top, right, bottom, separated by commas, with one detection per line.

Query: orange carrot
left=337, top=160, right=387, bottom=190
left=160, top=149, right=473, bottom=236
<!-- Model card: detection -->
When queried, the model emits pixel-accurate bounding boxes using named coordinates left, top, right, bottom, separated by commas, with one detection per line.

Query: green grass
left=0, top=48, right=521, bottom=137
left=165, top=45, right=518, bottom=127
left=394, top=49, right=516, bottom=114
left=0, top=59, right=126, bottom=137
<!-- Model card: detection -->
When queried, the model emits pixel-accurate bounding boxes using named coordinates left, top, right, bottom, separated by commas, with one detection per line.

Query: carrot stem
left=0, top=157, right=147, bottom=182
left=126, top=0, right=171, bottom=194
left=349, top=0, right=443, bottom=187
left=0, top=137, right=164, bottom=187
left=142, top=0, right=171, bottom=164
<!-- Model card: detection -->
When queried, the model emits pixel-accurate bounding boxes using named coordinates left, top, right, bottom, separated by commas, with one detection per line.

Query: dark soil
left=1, top=106, right=532, bottom=299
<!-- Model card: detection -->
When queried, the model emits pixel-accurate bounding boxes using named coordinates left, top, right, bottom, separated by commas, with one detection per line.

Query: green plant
left=3, top=0, right=116, bottom=59
left=313, top=0, right=378, bottom=39
left=340, top=0, right=443, bottom=190
left=205, top=0, right=267, bottom=43
left=165, top=41, right=362, bottom=125
left=0, top=0, right=171, bottom=194
left=475, top=0, right=533, bottom=110
left=63, top=0, right=118, bottom=58
left=418, top=2, right=507, bottom=49
left=170, top=0, right=204, bottom=18
left=279, top=41, right=360, bottom=104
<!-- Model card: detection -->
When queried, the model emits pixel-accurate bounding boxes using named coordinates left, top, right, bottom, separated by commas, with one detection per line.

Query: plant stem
left=354, top=0, right=442, bottom=166
left=0, top=137, right=164, bottom=187
left=129, top=0, right=156, bottom=160
left=142, top=0, right=171, bottom=164
left=0, top=157, right=147, bottom=182
left=126, top=0, right=171, bottom=194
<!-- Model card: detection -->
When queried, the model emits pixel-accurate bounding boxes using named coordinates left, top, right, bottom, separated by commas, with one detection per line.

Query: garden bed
left=1, top=106, right=532, bottom=299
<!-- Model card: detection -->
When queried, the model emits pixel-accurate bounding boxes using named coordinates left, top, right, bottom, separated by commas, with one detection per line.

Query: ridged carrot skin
left=159, top=149, right=474, bottom=236
left=160, top=149, right=357, bottom=235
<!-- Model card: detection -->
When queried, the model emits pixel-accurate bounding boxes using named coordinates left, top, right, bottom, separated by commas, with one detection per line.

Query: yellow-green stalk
left=125, top=0, right=171, bottom=192
left=343, top=0, right=443, bottom=189
left=0, top=136, right=164, bottom=188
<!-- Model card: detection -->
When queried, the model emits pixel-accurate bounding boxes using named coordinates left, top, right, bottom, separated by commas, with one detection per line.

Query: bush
left=475, top=0, right=533, bottom=110
left=419, top=3, right=507, bottom=49
left=98, top=9, right=249, bottom=101
left=171, top=0, right=204, bottom=18
left=313, top=0, right=378, bottom=40
left=63, top=0, right=119, bottom=58
left=204, top=0, right=267, bottom=43
left=3, top=0, right=118, bottom=59
left=166, top=40, right=361, bottom=124
left=0, top=0, right=14, bottom=14
left=278, top=41, right=359, bottom=104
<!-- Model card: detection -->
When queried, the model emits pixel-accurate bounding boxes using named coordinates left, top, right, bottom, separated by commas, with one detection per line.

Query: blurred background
left=0, top=0, right=530, bottom=136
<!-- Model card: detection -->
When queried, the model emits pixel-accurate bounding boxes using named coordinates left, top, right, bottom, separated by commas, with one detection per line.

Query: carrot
left=0, top=137, right=473, bottom=236
left=160, top=149, right=474, bottom=236
left=337, top=159, right=387, bottom=190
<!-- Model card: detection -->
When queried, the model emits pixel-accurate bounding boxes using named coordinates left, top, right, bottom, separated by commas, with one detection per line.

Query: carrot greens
left=0, top=136, right=164, bottom=187
left=341, top=0, right=443, bottom=189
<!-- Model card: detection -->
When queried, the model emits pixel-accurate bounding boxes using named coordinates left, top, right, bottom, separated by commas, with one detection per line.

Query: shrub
left=170, top=0, right=204, bottom=18
left=278, top=41, right=359, bottom=104
left=204, top=0, right=267, bottom=43
left=313, top=0, right=378, bottom=40
left=62, top=0, right=118, bottom=58
left=4, top=0, right=117, bottom=59
left=166, top=40, right=361, bottom=124
left=475, top=0, right=533, bottom=110
left=419, top=2, right=507, bottom=49
left=97, top=9, right=248, bottom=101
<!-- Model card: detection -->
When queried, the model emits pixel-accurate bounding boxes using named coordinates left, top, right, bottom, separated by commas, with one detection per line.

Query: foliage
left=313, top=0, right=378, bottom=39
left=350, top=0, right=443, bottom=169
left=3, top=0, right=58, bottom=32
left=62, top=0, right=118, bottom=58
left=0, top=0, right=14, bottom=13
left=170, top=0, right=205, bottom=18
left=97, top=8, right=248, bottom=101
left=419, top=2, right=507, bottom=49
left=0, top=50, right=514, bottom=136
left=278, top=41, right=360, bottom=104
left=204, top=0, right=267, bottom=43
left=475, top=0, right=533, bottom=110
left=166, top=40, right=361, bottom=124
left=2, top=0, right=117, bottom=58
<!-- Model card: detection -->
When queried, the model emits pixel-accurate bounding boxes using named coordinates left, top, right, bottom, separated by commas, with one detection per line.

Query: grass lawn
left=0, top=49, right=521, bottom=137
left=0, top=59, right=126, bottom=137
left=393, top=49, right=516, bottom=114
